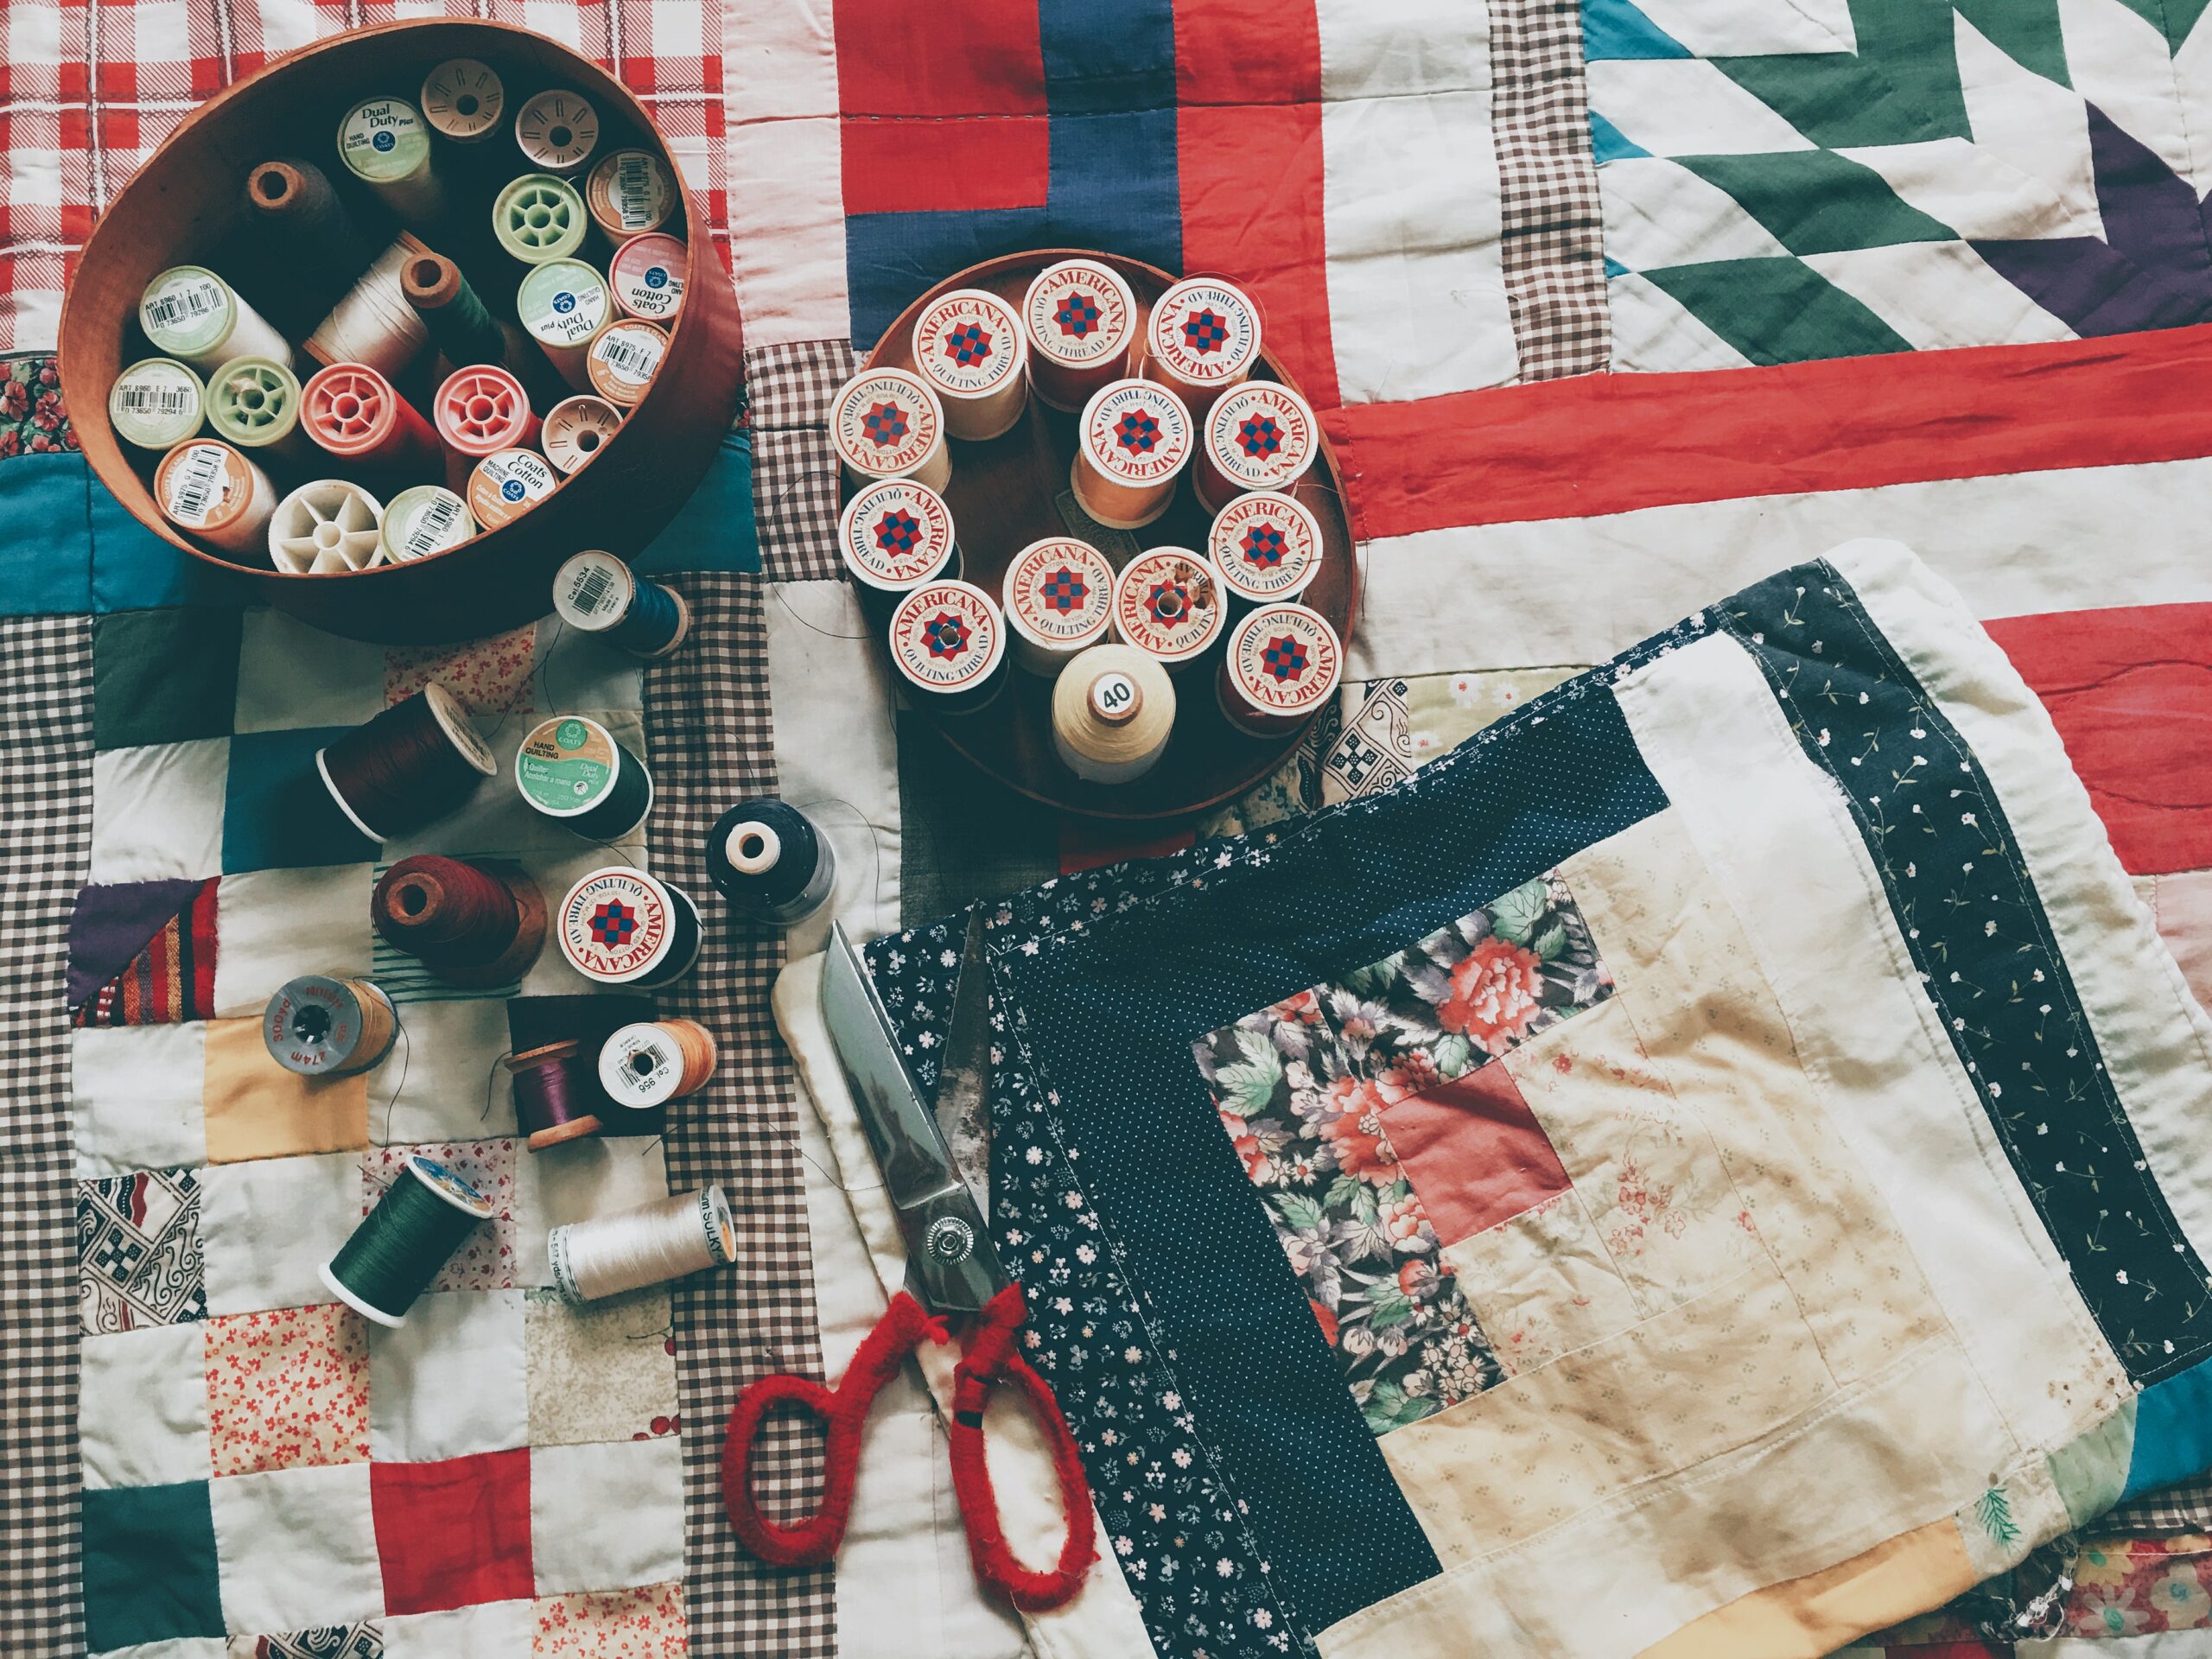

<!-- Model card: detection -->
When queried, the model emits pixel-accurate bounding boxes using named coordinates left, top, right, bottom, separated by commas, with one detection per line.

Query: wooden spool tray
left=862, top=250, right=1356, bottom=823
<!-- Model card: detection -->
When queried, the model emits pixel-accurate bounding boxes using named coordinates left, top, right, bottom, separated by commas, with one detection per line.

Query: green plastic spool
left=493, top=173, right=588, bottom=265
left=206, top=357, right=303, bottom=452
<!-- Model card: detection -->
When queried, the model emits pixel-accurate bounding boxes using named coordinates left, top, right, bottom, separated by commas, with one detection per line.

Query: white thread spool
left=1003, top=537, right=1115, bottom=675
left=1113, top=547, right=1228, bottom=673
left=110, top=359, right=206, bottom=451
left=381, top=485, right=476, bottom=563
left=1052, top=645, right=1176, bottom=785
left=518, top=259, right=612, bottom=391
left=515, top=89, right=601, bottom=175
left=1217, top=602, right=1343, bottom=739
left=155, top=439, right=276, bottom=556
left=1209, top=490, right=1325, bottom=610
left=1144, top=276, right=1262, bottom=421
left=837, top=477, right=959, bottom=613
left=419, top=59, right=505, bottom=143
left=1072, top=378, right=1191, bottom=531
left=269, top=479, right=385, bottom=573
left=306, top=236, right=431, bottom=381
left=139, top=266, right=292, bottom=375
left=830, top=369, right=950, bottom=493
left=549, top=1185, right=736, bottom=1303
left=912, top=287, right=1028, bottom=441
left=1194, top=380, right=1319, bottom=514
left=1023, top=257, right=1138, bottom=412
left=336, top=96, right=445, bottom=223
left=886, top=579, right=1008, bottom=715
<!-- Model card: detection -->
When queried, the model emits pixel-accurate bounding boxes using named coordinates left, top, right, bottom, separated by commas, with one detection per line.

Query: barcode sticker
left=120, top=384, right=193, bottom=415
left=403, top=493, right=463, bottom=559
left=615, top=156, right=658, bottom=228
left=596, top=333, right=662, bottom=382
left=142, top=275, right=224, bottom=339
left=568, top=564, right=616, bottom=615
left=165, top=444, right=228, bottom=525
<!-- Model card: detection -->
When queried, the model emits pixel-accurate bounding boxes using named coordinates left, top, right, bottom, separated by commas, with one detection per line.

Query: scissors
left=721, top=922, right=1096, bottom=1611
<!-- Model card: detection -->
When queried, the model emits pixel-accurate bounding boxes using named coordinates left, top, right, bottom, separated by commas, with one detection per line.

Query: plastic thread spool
left=836, top=477, right=959, bottom=619
left=269, top=479, right=385, bottom=574
left=336, top=95, right=444, bottom=223
left=1072, top=378, right=1191, bottom=531
left=245, top=159, right=377, bottom=289
left=206, top=355, right=306, bottom=458
left=155, top=439, right=275, bottom=556
left=598, top=1018, right=718, bottom=1109
left=506, top=1041, right=605, bottom=1152
left=110, top=359, right=205, bottom=451
left=400, top=251, right=512, bottom=372
left=514, top=90, right=601, bottom=175
left=467, top=448, right=559, bottom=531
left=1023, top=257, right=1138, bottom=413
left=306, top=235, right=431, bottom=381
left=381, top=485, right=476, bottom=564
left=435, top=365, right=539, bottom=458
left=609, top=234, right=686, bottom=324
left=553, top=550, right=690, bottom=657
left=550, top=1185, right=735, bottom=1304
left=830, top=369, right=949, bottom=493
left=264, top=975, right=398, bottom=1076
left=1113, top=547, right=1228, bottom=674
left=373, top=854, right=549, bottom=987
left=322, top=1154, right=493, bottom=1327
left=1194, top=381, right=1319, bottom=515
left=586, top=320, right=667, bottom=408
left=886, top=578, right=1008, bottom=716
left=1003, top=537, right=1116, bottom=676
left=706, top=798, right=838, bottom=926
left=556, top=867, right=705, bottom=990
left=585, top=148, right=676, bottom=242
left=911, top=286, right=1028, bottom=441
left=1144, top=276, right=1262, bottom=420
left=317, top=682, right=497, bottom=841
left=301, top=361, right=439, bottom=475
left=1217, top=602, right=1343, bottom=740
left=514, top=714, right=654, bottom=841
left=138, top=265, right=292, bottom=374
left=542, top=395, right=623, bottom=474
left=493, top=172, right=588, bottom=265
left=420, top=58, right=505, bottom=143
left=517, top=259, right=612, bottom=391
left=1052, top=644, right=1176, bottom=785
left=1209, top=490, right=1325, bottom=611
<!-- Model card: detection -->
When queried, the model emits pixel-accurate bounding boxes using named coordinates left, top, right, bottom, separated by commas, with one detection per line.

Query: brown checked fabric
left=747, top=341, right=861, bottom=584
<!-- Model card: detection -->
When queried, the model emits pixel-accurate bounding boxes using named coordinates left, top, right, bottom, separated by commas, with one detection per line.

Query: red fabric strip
left=1381, top=1064, right=1572, bottom=1247
left=839, top=114, right=1052, bottom=215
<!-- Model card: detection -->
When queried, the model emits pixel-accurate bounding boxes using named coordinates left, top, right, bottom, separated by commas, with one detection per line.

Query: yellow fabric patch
left=201, top=1016, right=367, bottom=1163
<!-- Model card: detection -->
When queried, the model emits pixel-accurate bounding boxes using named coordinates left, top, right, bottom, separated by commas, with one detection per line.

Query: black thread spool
left=505, top=1040, right=605, bottom=1151
left=556, top=867, right=704, bottom=989
left=318, top=683, right=498, bottom=841
left=513, top=715, right=654, bottom=842
left=245, top=159, right=379, bottom=296
left=706, top=798, right=837, bottom=926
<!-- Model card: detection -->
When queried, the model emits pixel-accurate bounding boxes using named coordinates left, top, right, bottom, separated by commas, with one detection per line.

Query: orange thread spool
left=302, top=362, right=442, bottom=477
left=1071, top=379, right=1192, bottom=531
left=598, top=1018, right=719, bottom=1109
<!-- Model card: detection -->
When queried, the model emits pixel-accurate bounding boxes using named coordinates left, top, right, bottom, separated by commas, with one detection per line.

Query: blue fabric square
left=0, top=451, right=93, bottom=613
left=222, top=726, right=377, bottom=872
left=633, top=428, right=760, bottom=575
left=81, top=1480, right=225, bottom=1649
left=91, top=464, right=248, bottom=613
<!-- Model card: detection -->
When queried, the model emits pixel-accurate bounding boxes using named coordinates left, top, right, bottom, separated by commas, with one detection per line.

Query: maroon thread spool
left=373, top=854, right=549, bottom=988
left=319, top=683, right=498, bottom=841
left=506, top=1039, right=606, bottom=1151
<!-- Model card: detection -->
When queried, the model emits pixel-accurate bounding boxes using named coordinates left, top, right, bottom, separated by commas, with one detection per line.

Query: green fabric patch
left=2115, top=0, right=2212, bottom=54
left=2054, top=1398, right=2138, bottom=1524
left=1643, top=256, right=1917, bottom=365
left=1712, top=0, right=1971, bottom=149
left=1679, top=149, right=1955, bottom=255
left=92, top=607, right=242, bottom=752
left=896, top=711, right=1058, bottom=925
left=81, top=1480, right=225, bottom=1649
left=1953, top=0, right=2073, bottom=88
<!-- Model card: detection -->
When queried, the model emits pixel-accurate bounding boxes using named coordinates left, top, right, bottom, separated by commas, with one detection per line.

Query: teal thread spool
left=320, top=1154, right=493, bottom=1327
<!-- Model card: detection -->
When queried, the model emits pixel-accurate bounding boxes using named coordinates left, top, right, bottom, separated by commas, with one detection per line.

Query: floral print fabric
left=205, top=1303, right=371, bottom=1476
left=533, top=1580, right=687, bottom=1656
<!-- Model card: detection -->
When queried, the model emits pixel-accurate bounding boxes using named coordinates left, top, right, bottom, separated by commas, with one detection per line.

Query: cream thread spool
left=1023, top=257, right=1138, bottom=413
left=585, top=319, right=667, bottom=409
left=467, top=449, right=559, bottom=531
left=1217, top=603, right=1342, bottom=740
left=911, top=287, right=1028, bottom=441
left=1113, top=547, right=1227, bottom=674
left=585, top=148, right=676, bottom=243
left=1071, top=378, right=1191, bottom=531
left=139, top=266, right=292, bottom=375
left=269, top=479, right=385, bottom=574
left=609, top=234, right=686, bottom=324
left=556, top=868, right=705, bottom=990
left=886, top=578, right=1008, bottom=716
left=1194, top=380, right=1319, bottom=515
left=264, top=975, right=398, bottom=1076
left=305, top=235, right=432, bottom=380
left=420, top=59, right=505, bottom=143
left=598, top=1019, right=718, bottom=1110
left=837, top=477, right=959, bottom=620
left=155, top=439, right=276, bottom=556
left=336, top=96, right=445, bottom=223
left=514, top=89, right=601, bottom=175
left=1209, top=490, right=1325, bottom=611
left=110, top=358, right=206, bottom=452
left=381, top=485, right=476, bottom=563
left=830, top=369, right=950, bottom=493
left=542, top=395, right=623, bottom=474
left=1003, top=537, right=1115, bottom=676
left=518, top=259, right=612, bottom=391
left=1052, top=645, right=1175, bottom=785
left=1144, top=276, right=1262, bottom=421
left=549, top=1185, right=736, bottom=1303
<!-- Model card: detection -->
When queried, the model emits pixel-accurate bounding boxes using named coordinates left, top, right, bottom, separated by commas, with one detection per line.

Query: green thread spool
left=206, top=355, right=307, bottom=458
left=399, top=251, right=507, bottom=369
left=493, top=173, right=588, bottom=265
left=321, top=1154, right=493, bottom=1327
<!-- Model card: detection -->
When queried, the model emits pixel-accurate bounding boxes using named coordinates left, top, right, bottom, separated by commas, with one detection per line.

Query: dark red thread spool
left=373, top=854, right=548, bottom=988
left=506, top=1039, right=605, bottom=1151
left=318, top=683, right=498, bottom=841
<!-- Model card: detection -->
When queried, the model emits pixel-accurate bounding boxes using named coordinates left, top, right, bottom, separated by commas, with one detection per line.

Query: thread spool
left=110, top=359, right=205, bottom=452
left=518, top=259, right=612, bottom=391
left=515, top=89, right=601, bottom=175
left=1144, top=276, right=1262, bottom=420
left=515, top=714, right=654, bottom=840
left=401, top=251, right=512, bottom=370
left=301, top=361, right=439, bottom=476
left=493, top=172, right=588, bottom=266
left=435, top=365, right=540, bottom=461
left=1072, top=379, right=1191, bottom=531
left=706, top=798, right=837, bottom=926
left=1209, top=491, right=1325, bottom=611
left=305, top=235, right=431, bottom=381
left=420, top=59, right=505, bottom=143
left=1113, top=547, right=1227, bottom=673
left=1052, top=645, right=1176, bottom=785
left=599, top=1019, right=717, bottom=1109
left=374, top=854, right=549, bottom=987
left=1194, top=381, right=1319, bottom=515
left=553, top=550, right=690, bottom=657
left=139, top=266, right=292, bottom=374
left=269, top=479, right=385, bottom=574
left=322, top=1154, right=493, bottom=1327
left=912, top=287, right=1028, bottom=441
left=586, top=319, right=667, bottom=409
left=609, top=234, right=686, bottom=324
left=245, top=158, right=378, bottom=294
left=381, top=484, right=477, bottom=564
left=206, top=355, right=308, bottom=460
left=1218, top=603, right=1343, bottom=740
left=1003, top=537, right=1115, bottom=676
left=837, top=478, right=960, bottom=619
left=557, top=868, right=705, bottom=990
left=506, top=1041, right=605, bottom=1151
left=336, top=95, right=445, bottom=224
left=264, top=975, right=398, bottom=1077
left=467, top=448, right=559, bottom=531
left=317, top=682, right=497, bottom=841
left=887, top=579, right=1008, bottom=716
left=542, top=395, right=623, bottom=474
left=585, top=149, right=676, bottom=243
left=1023, top=257, right=1138, bottom=413
left=830, top=369, right=950, bottom=493
left=154, top=439, right=276, bottom=556
left=550, top=1185, right=735, bottom=1304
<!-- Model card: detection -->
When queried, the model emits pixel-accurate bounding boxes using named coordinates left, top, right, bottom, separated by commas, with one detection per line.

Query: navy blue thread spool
left=553, top=550, right=690, bottom=658
left=556, top=866, right=704, bottom=989
left=706, top=798, right=837, bottom=927
left=515, top=715, right=653, bottom=842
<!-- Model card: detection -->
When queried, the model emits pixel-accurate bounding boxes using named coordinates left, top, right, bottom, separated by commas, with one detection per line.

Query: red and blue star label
left=1226, top=603, right=1341, bottom=721
left=833, top=369, right=942, bottom=479
left=839, top=477, right=956, bottom=590
left=1081, top=380, right=1191, bottom=484
left=1205, top=382, right=1318, bottom=493
left=890, top=579, right=1004, bottom=693
left=1114, top=549, right=1226, bottom=664
left=1149, top=277, right=1262, bottom=387
left=1023, top=259, right=1136, bottom=369
left=1007, top=537, right=1116, bottom=648
left=558, top=867, right=675, bottom=984
left=1210, top=490, right=1325, bottom=602
left=914, top=289, right=1025, bottom=398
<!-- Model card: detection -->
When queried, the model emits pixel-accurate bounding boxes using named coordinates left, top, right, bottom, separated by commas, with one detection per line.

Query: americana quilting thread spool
left=317, top=682, right=498, bottom=841
left=1193, top=381, right=1319, bottom=515
left=610, top=234, right=686, bottom=325
left=467, top=448, right=560, bottom=531
left=1113, top=547, right=1228, bottom=674
left=706, top=798, right=837, bottom=926
left=1144, top=276, right=1262, bottom=420
left=245, top=160, right=378, bottom=290
left=401, top=251, right=518, bottom=372
left=381, top=485, right=477, bottom=564
left=336, top=95, right=446, bottom=224
left=435, top=365, right=541, bottom=471
left=838, top=478, right=960, bottom=621
left=420, top=59, right=506, bottom=144
left=305, top=236, right=432, bottom=381
left=269, top=478, right=385, bottom=574
left=556, top=867, right=706, bottom=990
left=518, top=259, right=613, bottom=391
left=322, top=1154, right=494, bottom=1327
left=1072, top=378, right=1191, bottom=531
left=373, top=853, right=550, bottom=988
left=515, top=715, right=655, bottom=841
left=139, top=265, right=292, bottom=374
left=301, top=362, right=441, bottom=478
left=110, top=359, right=205, bottom=452
left=887, top=579, right=1009, bottom=716
left=1023, top=257, right=1138, bottom=412
left=598, top=1018, right=718, bottom=1110
left=264, top=974, right=398, bottom=1077
left=515, top=88, right=601, bottom=176
left=1209, top=490, right=1325, bottom=612
left=1003, top=537, right=1115, bottom=677
left=586, top=319, right=668, bottom=409
left=155, top=438, right=276, bottom=556
left=207, top=355, right=309, bottom=461
left=542, top=395, right=624, bottom=474
left=553, top=550, right=690, bottom=657
left=912, top=287, right=1028, bottom=441
left=1217, top=602, right=1343, bottom=740
left=830, top=369, right=950, bottom=493
left=585, top=149, right=677, bottom=243
left=1052, top=645, right=1175, bottom=785
left=550, top=1185, right=736, bottom=1304
left=506, top=1040, right=606, bottom=1151
left=494, top=173, right=589, bottom=266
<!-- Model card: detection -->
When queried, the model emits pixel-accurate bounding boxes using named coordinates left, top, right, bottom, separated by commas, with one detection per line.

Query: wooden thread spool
left=302, top=361, right=441, bottom=477
left=420, top=59, right=505, bottom=143
left=1003, top=537, right=1115, bottom=676
left=323, top=1154, right=492, bottom=1326
left=514, top=89, right=601, bottom=176
left=268, top=478, right=385, bottom=574
left=335, top=96, right=445, bottom=225
left=518, top=259, right=612, bottom=391
left=1112, top=548, right=1228, bottom=674
left=305, top=235, right=431, bottom=381
left=317, top=682, right=497, bottom=840
left=1217, top=602, right=1343, bottom=740
left=550, top=1185, right=735, bottom=1304
left=264, top=974, right=398, bottom=1077
left=886, top=579, right=1008, bottom=716
left=557, top=868, right=706, bottom=990
left=1053, top=645, right=1176, bottom=785
left=543, top=395, right=625, bottom=474
left=1193, top=380, right=1319, bottom=515
left=374, top=853, right=548, bottom=988
left=1023, top=257, right=1138, bottom=413
left=1143, top=276, right=1262, bottom=422
left=912, top=286, right=1028, bottom=441
left=110, top=358, right=206, bottom=453
left=505, top=1040, right=606, bottom=1151
left=139, top=265, right=292, bottom=375
left=585, top=149, right=677, bottom=243
left=380, top=485, right=476, bottom=564
left=1209, top=490, right=1325, bottom=612
left=401, top=251, right=518, bottom=373
left=1072, top=379, right=1191, bottom=531
left=610, top=234, right=686, bottom=325
left=837, top=478, right=960, bottom=620
left=598, top=1018, right=718, bottom=1109
left=154, top=438, right=275, bottom=556
left=830, top=369, right=950, bottom=493
left=586, top=319, right=668, bottom=409
left=467, top=448, right=559, bottom=531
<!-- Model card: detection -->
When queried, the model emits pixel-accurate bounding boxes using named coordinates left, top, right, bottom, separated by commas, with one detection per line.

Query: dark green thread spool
left=320, top=1154, right=493, bottom=1326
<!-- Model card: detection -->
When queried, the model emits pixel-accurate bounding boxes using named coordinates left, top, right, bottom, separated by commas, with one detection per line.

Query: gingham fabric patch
left=747, top=340, right=861, bottom=585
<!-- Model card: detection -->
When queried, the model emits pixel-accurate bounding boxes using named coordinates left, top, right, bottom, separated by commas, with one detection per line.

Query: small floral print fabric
left=384, top=626, right=541, bottom=715
left=78, top=1166, right=206, bottom=1332
left=0, top=355, right=74, bottom=458
left=364, top=1141, right=518, bottom=1293
left=205, top=1303, right=370, bottom=1476
left=533, top=1580, right=687, bottom=1656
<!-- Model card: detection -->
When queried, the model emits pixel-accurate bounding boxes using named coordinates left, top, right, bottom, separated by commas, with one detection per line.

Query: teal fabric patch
left=222, top=727, right=377, bottom=872
left=0, top=451, right=93, bottom=613
left=92, top=607, right=243, bottom=752
left=634, top=428, right=760, bottom=575
left=2123, top=1355, right=2212, bottom=1498
left=81, top=1480, right=225, bottom=1649
left=89, top=464, right=246, bottom=613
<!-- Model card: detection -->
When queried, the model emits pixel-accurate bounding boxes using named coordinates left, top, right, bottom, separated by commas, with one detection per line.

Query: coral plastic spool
left=435, top=365, right=539, bottom=460
left=302, top=361, right=441, bottom=475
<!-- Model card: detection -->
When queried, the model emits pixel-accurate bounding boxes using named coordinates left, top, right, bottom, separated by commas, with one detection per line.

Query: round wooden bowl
left=863, top=250, right=1356, bottom=823
left=58, top=20, right=744, bottom=645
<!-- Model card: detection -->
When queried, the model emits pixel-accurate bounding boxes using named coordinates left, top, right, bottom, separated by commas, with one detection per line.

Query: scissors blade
left=819, top=920, right=1007, bottom=1316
